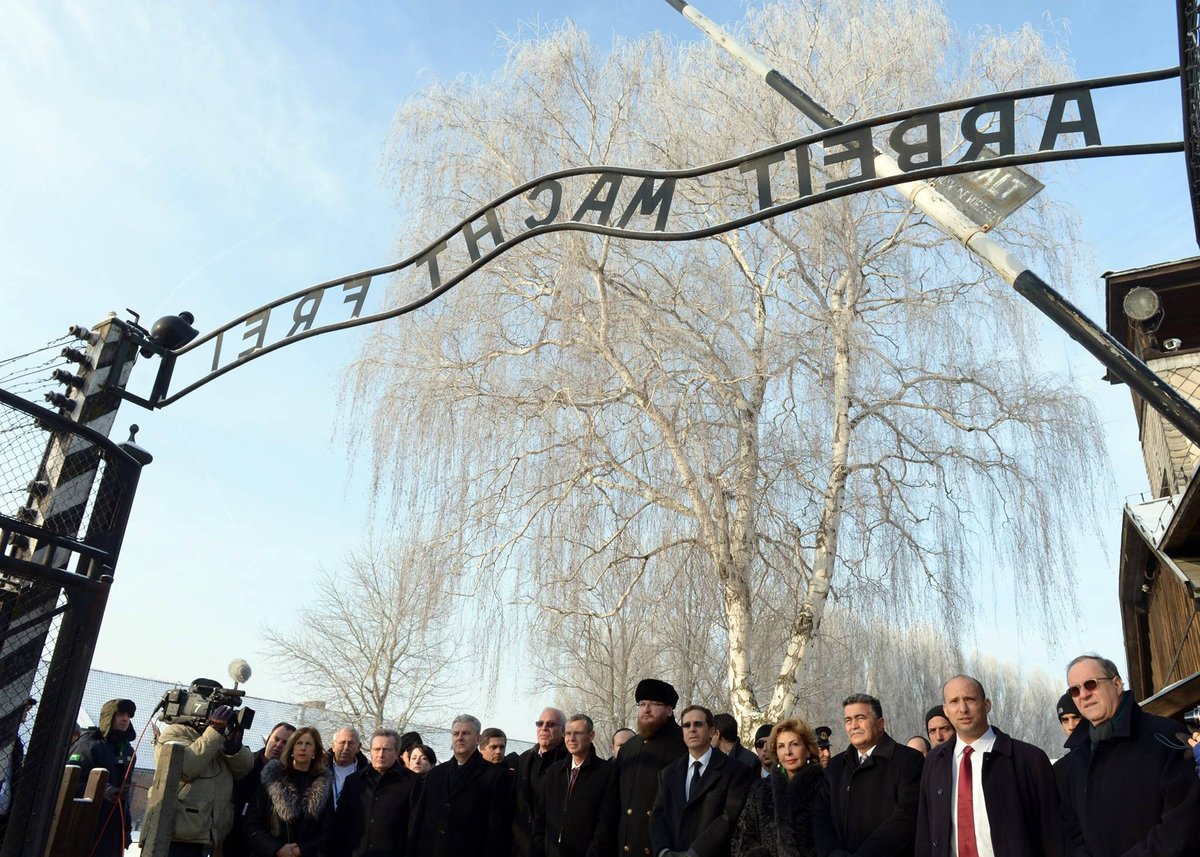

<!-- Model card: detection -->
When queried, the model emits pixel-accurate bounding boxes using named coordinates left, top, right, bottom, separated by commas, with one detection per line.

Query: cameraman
left=148, top=678, right=254, bottom=857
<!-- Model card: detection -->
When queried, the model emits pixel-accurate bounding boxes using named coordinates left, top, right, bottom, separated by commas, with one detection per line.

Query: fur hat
left=634, top=678, right=679, bottom=708
left=1056, top=692, right=1081, bottom=719
left=99, top=698, right=137, bottom=737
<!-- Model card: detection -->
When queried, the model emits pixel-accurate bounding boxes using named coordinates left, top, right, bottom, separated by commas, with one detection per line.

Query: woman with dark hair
left=406, top=743, right=437, bottom=774
left=244, top=726, right=333, bottom=857
left=732, top=718, right=824, bottom=857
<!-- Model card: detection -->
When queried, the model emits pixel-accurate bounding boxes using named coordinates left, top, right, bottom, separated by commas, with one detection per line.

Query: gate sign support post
left=665, top=0, right=1200, bottom=448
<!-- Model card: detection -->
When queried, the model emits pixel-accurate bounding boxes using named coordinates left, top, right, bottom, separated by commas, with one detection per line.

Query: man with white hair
left=1059, top=653, right=1200, bottom=856
left=408, top=713, right=514, bottom=857
left=327, top=726, right=368, bottom=810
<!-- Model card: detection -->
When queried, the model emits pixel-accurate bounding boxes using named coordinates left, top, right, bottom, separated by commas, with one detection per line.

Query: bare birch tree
left=346, top=0, right=1106, bottom=731
left=263, top=545, right=463, bottom=731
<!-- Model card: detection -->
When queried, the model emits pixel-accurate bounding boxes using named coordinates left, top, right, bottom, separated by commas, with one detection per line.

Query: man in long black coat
left=532, top=714, right=616, bottom=857
left=815, top=693, right=923, bottom=857
left=227, top=721, right=296, bottom=857
left=650, top=706, right=755, bottom=857
left=408, top=714, right=514, bottom=857
left=335, top=728, right=418, bottom=857
left=915, top=675, right=1061, bottom=857
left=617, top=679, right=687, bottom=857
left=1059, top=654, right=1200, bottom=857
left=514, top=707, right=569, bottom=857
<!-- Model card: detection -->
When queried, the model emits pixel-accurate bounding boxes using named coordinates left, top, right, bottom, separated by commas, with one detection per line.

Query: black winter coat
left=244, top=761, right=334, bottom=857
left=814, top=733, right=923, bottom=857
left=67, top=722, right=137, bottom=857
left=513, top=743, right=570, bottom=857
left=616, top=720, right=687, bottom=857
left=227, top=748, right=271, bottom=857
left=407, top=749, right=514, bottom=857
left=651, top=747, right=756, bottom=857
left=732, top=764, right=823, bottom=857
left=333, top=764, right=418, bottom=857
left=531, top=747, right=617, bottom=857
left=1059, top=692, right=1200, bottom=857
left=914, top=727, right=1061, bottom=857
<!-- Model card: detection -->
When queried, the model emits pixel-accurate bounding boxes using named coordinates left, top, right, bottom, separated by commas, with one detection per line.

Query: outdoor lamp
left=1122, top=287, right=1161, bottom=322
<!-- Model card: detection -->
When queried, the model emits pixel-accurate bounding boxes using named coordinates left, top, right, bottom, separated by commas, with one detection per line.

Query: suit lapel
left=686, top=750, right=724, bottom=806
left=447, top=751, right=485, bottom=798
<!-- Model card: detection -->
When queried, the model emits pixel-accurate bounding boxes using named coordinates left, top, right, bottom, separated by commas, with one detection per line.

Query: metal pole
left=665, top=0, right=1200, bottom=445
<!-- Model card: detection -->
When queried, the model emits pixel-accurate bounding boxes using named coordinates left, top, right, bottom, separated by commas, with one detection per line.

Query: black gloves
left=223, top=724, right=244, bottom=755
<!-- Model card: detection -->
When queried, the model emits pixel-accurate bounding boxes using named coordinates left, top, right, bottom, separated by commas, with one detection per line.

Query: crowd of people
left=62, top=652, right=1200, bottom=857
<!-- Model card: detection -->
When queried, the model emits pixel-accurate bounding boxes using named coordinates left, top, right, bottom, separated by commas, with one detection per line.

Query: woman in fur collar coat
left=244, top=726, right=334, bottom=857
left=731, top=719, right=824, bottom=857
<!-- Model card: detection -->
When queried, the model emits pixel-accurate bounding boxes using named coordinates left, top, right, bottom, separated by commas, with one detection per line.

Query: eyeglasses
left=681, top=720, right=707, bottom=729
left=754, top=740, right=767, bottom=749
left=1067, top=676, right=1117, bottom=698
left=534, top=720, right=561, bottom=729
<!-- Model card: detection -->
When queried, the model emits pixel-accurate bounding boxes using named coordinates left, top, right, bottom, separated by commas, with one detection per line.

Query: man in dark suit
left=408, top=713, right=514, bottom=857
left=617, top=678, right=687, bottom=857
left=514, top=707, right=569, bottom=857
left=651, top=705, right=755, bottom=857
left=532, top=713, right=616, bottom=857
left=915, top=675, right=1061, bottom=857
left=815, top=693, right=923, bottom=857
left=335, top=728, right=419, bottom=857
left=712, top=713, right=758, bottom=771
left=1059, top=654, right=1200, bottom=857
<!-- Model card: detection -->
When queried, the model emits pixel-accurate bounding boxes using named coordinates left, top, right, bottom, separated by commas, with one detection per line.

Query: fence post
left=139, top=742, right=183, bottom=857
left=43, top=765, right=107, bottom=857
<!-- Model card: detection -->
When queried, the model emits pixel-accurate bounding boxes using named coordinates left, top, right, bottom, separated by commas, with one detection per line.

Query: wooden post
left=139, top=743, right=183, bottom=857
left=43, top=765, right=108, bottom=857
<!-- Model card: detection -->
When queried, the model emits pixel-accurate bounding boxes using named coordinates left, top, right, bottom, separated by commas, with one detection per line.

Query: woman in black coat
left=732, top=718, right=824, bottom=857
left=244, top=726, right=334, bottom=857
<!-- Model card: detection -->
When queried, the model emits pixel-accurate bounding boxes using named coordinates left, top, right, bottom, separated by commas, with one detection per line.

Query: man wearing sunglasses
left=650, top=705, right=755, bottom=857
left=513, top=707, right=569, bottom=857
left=1059, top=653, right=1200, bottom=856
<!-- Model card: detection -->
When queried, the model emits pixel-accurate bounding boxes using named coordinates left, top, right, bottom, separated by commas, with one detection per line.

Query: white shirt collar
left=954, top=725, right=997, bottom=759
left=689, top=746, right=714, bottom=767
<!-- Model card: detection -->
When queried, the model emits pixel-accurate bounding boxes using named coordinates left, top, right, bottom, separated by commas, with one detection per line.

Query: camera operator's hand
left=207, top=704, right=235, bottom=733
left=223, top=724, right=244, bottom=755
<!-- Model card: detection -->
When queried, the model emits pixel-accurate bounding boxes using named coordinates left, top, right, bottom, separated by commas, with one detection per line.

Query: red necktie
left=957, top=746, right=979, bottom=857
left=567, top=766, right=579, bottom=800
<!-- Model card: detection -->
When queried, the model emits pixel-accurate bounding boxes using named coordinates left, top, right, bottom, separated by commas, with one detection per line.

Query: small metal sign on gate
left=934, top=149, right=1045, bottom=229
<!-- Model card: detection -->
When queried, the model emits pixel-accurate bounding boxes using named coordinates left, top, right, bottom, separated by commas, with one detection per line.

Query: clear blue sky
left=0, top=0, right=1192, bottom=741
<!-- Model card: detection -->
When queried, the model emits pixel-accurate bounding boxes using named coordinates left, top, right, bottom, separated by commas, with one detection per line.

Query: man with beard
left=514, top=707, right=569, bottom=857
left=67, top=698, right=138, bottom=857
left=408, top=714, right=514, bottom=857
left=617, top=679, right=686, bottom=857
left=227, top=721, right=295, bottom=856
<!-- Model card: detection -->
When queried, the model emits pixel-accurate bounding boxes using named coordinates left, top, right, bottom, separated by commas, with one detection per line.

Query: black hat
left=1056, top=693, right=1081, bottom=719
left=753, top=723, right=774, bottom=743
left=924, top=705, right=947, bottom=727
left=815, top=725, right=832, bottom=748
left=635, top=678, right=678, bottom=708
left=399, top=731, right=423, bottom=753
